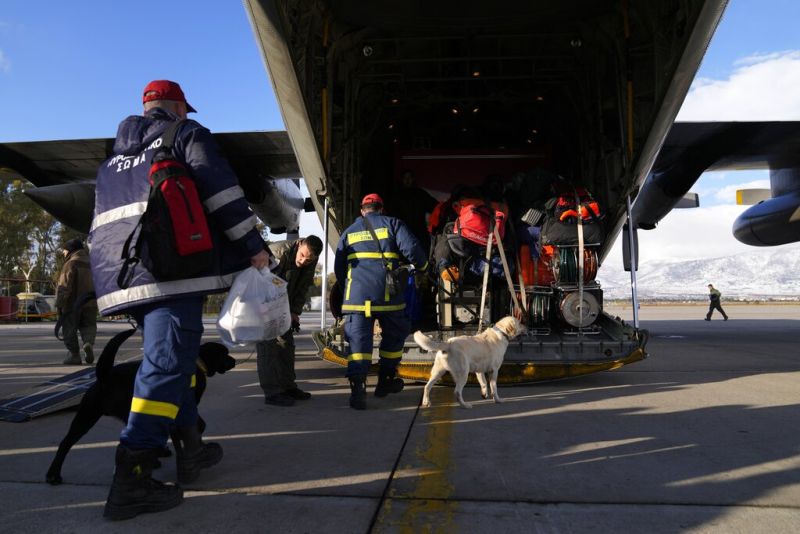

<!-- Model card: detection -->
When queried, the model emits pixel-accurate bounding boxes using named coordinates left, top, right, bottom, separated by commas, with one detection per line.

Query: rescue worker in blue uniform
left=334, top=193, right=429, bottom=410
left=90, top=80, right=270, bottom=520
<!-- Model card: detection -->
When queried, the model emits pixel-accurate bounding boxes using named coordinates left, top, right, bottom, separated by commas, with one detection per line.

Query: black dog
left=45, top=329, right=235, bottom=485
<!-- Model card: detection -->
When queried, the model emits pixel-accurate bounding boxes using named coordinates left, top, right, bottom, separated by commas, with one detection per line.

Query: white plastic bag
left=216, top=267, right=291, bottom=347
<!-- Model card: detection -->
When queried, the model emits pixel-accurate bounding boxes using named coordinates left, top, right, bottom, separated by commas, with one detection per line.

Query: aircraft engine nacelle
left=244, top=177, right=305, bottom=234
left=733, top=167, right=800, bottom=246
left=24, top=183, right=95, bottom=234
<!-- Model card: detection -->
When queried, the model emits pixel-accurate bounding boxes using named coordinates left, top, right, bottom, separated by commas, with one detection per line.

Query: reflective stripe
left=190, top=375, right=197, bottom=388
left=559, top=209, right=580, bottom=222
left=419, top=261, right=429, bottom=271
left=347, top=227, right=389, bottom=245
left=379, top=349, right=403, bottom=359
left=130, top=397, right=179, bottom=419
left=365, top=300, right=371, bottom=318
left=345, top=266, right=352, bottom=300
left=347, top=252, right=400, bottom=260
left=224, top=214, right=258, bottom=241
left=91, top=202, right=148, bottom=231
left=96, top=272, right=239, bottom=314
left=204, top=185, right=245, bottom=213
left=348, top=352, right=373, bottom=362
left=341, top=303, right=405, bottom=313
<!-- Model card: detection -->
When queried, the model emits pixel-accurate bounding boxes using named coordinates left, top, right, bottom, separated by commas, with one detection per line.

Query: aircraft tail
left=413, top=331, right=448, bottom=353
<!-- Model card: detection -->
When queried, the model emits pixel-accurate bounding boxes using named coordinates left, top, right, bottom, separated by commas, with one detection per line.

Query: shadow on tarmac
left=1, top=315, right=799, bottom=532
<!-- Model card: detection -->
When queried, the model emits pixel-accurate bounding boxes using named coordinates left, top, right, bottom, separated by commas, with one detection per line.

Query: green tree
left=0, top=177, right=61, bottom=292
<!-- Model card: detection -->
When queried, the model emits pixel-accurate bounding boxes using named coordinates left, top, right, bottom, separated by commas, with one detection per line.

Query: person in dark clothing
left=257, top=236, right=323, bottom=406
left=705, top=284, right=729, bottom=321
left=92, top=80, right=270, bottom=520
left=429, top=186, right=482, bottom=281
left=56, top=238, right=98, bottom=365
left=334, top=193, right=429, bottom=410
left=391, top=170, right=439, bottom=253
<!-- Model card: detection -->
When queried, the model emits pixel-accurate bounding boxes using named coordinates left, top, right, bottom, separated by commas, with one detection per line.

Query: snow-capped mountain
left=596, top=246, right=800, bottom=300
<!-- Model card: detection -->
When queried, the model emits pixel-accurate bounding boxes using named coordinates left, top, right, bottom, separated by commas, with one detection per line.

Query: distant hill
left=596, top=247, right=800, bottom=301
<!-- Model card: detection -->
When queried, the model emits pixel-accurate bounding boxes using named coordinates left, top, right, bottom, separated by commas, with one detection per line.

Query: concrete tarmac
left=0, top=304, right=799, bottom=533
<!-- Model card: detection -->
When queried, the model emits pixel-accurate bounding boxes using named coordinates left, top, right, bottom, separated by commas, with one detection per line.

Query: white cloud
left=638, top=205, right=757, bottom=262
left=0, top=49, right=9, bottom=72
left=734, top=51, right=797, bottom=67
left=709, top=179, right=770, bottom=204
left=677, top=50, right=800, bottom=120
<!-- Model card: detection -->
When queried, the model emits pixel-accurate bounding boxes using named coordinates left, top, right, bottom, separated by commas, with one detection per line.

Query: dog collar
left=195, top=358, right=208, bottom=375
left=491, top=326, right=510, bottom=340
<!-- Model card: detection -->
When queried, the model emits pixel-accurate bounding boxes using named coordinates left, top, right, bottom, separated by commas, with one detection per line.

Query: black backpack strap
left=159, top=119, right=185, bottom=152
left=361, top=216, right=392, bottom=272
left=116, top=119, right=184, bottom=290
left=117, top=219, right=143, bottom=290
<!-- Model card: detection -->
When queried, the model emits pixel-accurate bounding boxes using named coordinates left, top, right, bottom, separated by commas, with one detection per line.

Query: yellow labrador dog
left=414, top=316, right=525, bottom=409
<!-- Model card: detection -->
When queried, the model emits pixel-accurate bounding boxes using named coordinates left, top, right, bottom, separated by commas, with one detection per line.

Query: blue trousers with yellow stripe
left=120, top=296, right=203, bottom=450
left=344, top=311, right=409, bottom=377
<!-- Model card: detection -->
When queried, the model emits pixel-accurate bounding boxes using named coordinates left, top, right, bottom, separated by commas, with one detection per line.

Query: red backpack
left=452, top=197, right=507, bottom=246
left=118, top=120, right=214, bottom=289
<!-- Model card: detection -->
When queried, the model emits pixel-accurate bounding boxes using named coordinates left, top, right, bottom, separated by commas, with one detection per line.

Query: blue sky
left=0, top=1, right=283, bottom=141
left=1, top=1, right=799, bottom=266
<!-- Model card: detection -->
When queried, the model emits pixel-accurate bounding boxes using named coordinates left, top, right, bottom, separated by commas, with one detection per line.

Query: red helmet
left=361, top=193, right=384, bottom=206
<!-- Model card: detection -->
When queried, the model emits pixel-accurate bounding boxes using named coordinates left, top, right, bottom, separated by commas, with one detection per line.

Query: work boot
left=374, top=369, right=404, bottom=398
left=83, top=343, right=94, bottom=365
left=285, top=387, right=311, bottom=400
left=348, top=375, right=367, bottom=410
left=174, top=425, right=223, bottom=484
left=104, top=445, right=183, bottom=521
left=63, top=351, right=82, bottom=365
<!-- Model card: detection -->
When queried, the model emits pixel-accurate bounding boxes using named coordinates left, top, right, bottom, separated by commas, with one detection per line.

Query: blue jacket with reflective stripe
left=334, top=212, right=428, bottom=313
left=90, top=108, right=265, bottom=316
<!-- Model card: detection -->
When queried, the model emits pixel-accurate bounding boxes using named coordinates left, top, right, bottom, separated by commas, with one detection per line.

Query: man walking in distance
left=55, top=238, right=98, bottom=365
left=334, top=193, right=429, bottom=410
left=258, top=235, right=323, bottom=406
left=90, top=80, right=270, bottom=520
left=705, top=284, right=729, bottom=321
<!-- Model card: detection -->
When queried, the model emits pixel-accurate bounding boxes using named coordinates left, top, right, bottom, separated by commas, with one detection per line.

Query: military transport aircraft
left=244, top=0, right=800, bottom=383
left=2, top=0, right=799, bottom=385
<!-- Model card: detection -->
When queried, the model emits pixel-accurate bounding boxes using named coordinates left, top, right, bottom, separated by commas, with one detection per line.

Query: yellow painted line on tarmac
left=374, top=387, right=457, bottom=533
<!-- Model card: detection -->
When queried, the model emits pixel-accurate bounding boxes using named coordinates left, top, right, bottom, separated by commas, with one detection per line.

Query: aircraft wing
left=0, top=131, right=304, bottom=234
left=631, top=121, right=800, bottom=246
left=0, top=138, right=111, bottom=187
